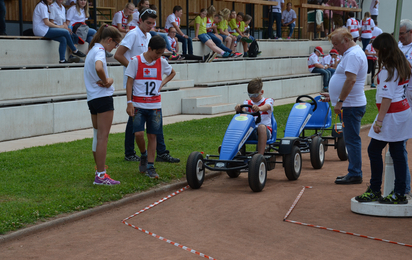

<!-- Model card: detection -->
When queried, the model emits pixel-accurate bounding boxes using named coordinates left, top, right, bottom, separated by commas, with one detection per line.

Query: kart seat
left=245, top=113, right=277, bottom=145
left=305, top=96, right=332, bottom=129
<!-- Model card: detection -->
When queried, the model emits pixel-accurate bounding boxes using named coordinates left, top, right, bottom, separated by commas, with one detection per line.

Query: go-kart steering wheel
left=296, top=95, right=318, bottom=112
left=237, top=104, right=262, bottom=124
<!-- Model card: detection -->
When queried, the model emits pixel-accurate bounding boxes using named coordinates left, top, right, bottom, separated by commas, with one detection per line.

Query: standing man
left=398, top=19, right=412, bottom=196
left=115, top=7, right=180, bottom=164
left=268, top=0, right=284, bottom=39
left=322, top=28, right=367, bottom=185
left=369, top=0, right=379, bottom=24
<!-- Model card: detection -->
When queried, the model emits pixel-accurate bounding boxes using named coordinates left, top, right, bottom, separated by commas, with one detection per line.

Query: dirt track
left=1, top=127, right=412, bottom=260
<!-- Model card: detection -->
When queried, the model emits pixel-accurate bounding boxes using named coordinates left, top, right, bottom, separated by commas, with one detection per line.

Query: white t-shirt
left=119, top=26, right=152, bottom=88
left=165, top=13, right=180, bottom=31
left=49, top=2, right=66, bottom=26
left=243, top=97, right=274, bottom=138
left=128, top=10, right=140, bottom=27
left=281, top=9, right=296, bottom=25
left=365, top=43, right=377, bottom=60
left=346, top=18, right=359, bottom=39
left=84, top=43, right=114, bottom=101
left=125, top=54, right=172, bottom=109
left=368, top=68, right=412, bottom=142
left=398, top=42, right=412, bottom=90
left=32, top=2, right=50, bottom=37
left=307, top=52, right=320, bottom=73
left=322, top=54, right=336, bottom=66
left=369, top=0, right=379, bottom=16
left=270, top=0, right=284, bottom=13
left=372, top=26, right=382, bottom=37
left=66, top=6, right=87, bottom=26
left=329, top=45, right=367, bottom=107
left=112, top=10, right=128, bottom=28
left=361, top=18, right=375, bottom=39
left=167, top=35, right=177, bottom=52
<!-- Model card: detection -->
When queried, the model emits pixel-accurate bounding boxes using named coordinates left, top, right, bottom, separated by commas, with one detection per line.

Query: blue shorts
left=219, top=34, right=227, bottom=41
left=248, top=127, right=271, bottom=141
left=132, top=108, right=163, bottom=135
left=198, top=33, right=211, bottom=43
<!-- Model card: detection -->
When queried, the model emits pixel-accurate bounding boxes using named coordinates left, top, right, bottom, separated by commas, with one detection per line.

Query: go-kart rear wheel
left=186, top=152, right=205, bottom=189
left=248, top=154, right=267, bottom=192
left=337, top=137, right=348, bottom=161
left=226, top=170, right=241, bottom=178
left=284, top=145, right=302, bottom=180
left=310, top=136, right=325, bottom=169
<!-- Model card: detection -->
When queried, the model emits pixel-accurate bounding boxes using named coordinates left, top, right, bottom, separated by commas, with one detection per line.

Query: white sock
left=96, top=170, right=106, bottom=178
left=221, top=51, right=225, bottom=55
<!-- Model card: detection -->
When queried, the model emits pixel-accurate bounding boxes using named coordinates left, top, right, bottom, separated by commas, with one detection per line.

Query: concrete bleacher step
left=162, top=79, right=194, bottom=91
left=183, top=102, right=237, bottom=115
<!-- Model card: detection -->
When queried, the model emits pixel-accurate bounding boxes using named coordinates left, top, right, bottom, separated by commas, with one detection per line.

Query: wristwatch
left=337, top=98, right=344, bottom=103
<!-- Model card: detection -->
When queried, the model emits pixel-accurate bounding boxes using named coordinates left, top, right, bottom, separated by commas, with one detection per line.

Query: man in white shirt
left=370, top=0, right=379, bottom=23
left=371, top=21, right=383, bottom=38
left=268, top=0, right=284, bottom=39
left=115, top=7, right=180, bottom=164
left=281, top=2, right=296, bottom=39
left=321, top=28, right=367, bottom=185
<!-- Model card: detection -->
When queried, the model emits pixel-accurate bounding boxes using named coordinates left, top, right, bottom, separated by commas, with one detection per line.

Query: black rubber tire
left=226, top=170, right=241, bottom=178
left=248, top=154, right=267, bottom=192
left=284, top=146, right=302, bottom=180
left=186, top=152, right=205, bottom=189
left=310, top=136, right=325, bottom=169
left=337, top=137, right=348, bottom=161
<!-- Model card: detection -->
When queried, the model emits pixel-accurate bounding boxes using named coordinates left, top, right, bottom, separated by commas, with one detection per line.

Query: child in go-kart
left=235, top=78, right=274, bottom=155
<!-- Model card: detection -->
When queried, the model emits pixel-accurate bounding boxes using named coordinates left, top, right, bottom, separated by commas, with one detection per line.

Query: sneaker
left=257, top=51, right=262, bottom=56
left=207, top=52, right=218, bottom=63
left=203, top=52, right=213, bottom=62
left=244, top=52, right=249, bottom=57
left=355, top=186, right=382, bottom=202
left=371, top=83, right=376, bottom=88
left=72, top=50, right=86, bottom=58
left=139, top=155, right=148, bottom=173
left=105, top=51, right=113, bottom=58
left=67, top=55, right=80, bottom=63
left=156, top=151, right=180, bottom=163
left=59, top=60, right=69, bottom=64
left=323, top=87, right=329, bottom=92
left=169, top=54, right=180, bottom=60
left=222, top=52, right=231, bottom=58
left=379, top=190, right=408, bottom=204
left=93, top=173, right=120, bottom=185
left=405, top=192, right=412, bottom=200
left=145, top=166, right=159, bottom=179
left=287, top=36, right=291, bottom=39
left=125, top=154, right=140, bottom=161
left=233, top=52, right=243, bottom=58
left=241, top=37, right=253, bottom=43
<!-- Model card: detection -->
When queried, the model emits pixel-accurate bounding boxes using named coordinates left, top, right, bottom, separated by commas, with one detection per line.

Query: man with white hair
left=398, top=19, right=412, bottom=196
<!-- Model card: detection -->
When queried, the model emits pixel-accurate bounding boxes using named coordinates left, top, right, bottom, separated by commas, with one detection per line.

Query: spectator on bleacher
left=321, top=49, right=339, bottom=75
left=228, top=12, right=249, bottom=55
left=147, top=4, right=172, bottom=54
left=360, top=12, right=375, bottom=51
left=194, top=8, right=236, bottom=58
left=165, top=5, right=193, bottom=55
left=114, top=7, right=180, bottom=164
left=328, top=0, right=358, bottom=28
left=268, top=0, right=284, bottom=39
left=112, top=2, right=135, bottom=35
left=281, top=2, right=296, bottom=39
left=33, top=0, right=86, bottom=63
left=322, top=0, right=333, bottom=37
left=206, top=6, right=223, bottom=42
left=84, top=24, right=122, bottom=186
left=217, top=8, right=235, bottom=51
left=372, top=21, right=382, bottom=38
left=0, top=0, right=6, bottom=35
left=346, top=11, right=359, bottom=42
left=50, top=0, right=80, bottom=63
left=307, top=0, right=324, bottom=40
left=128, top=0, right=149, bottom=28
left=66, top=0, right=96, bottom=44
left=308, top=46, right=331, bottom=92
left=365, top=36, right=377, bottom=88
left=370, top=0, right=379, bottom=24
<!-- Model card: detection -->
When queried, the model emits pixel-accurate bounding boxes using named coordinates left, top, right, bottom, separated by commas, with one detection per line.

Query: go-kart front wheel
left=248, top=154, right=267, bottom=192
left=284, top=145, right=302, bottom=180
left=310, top=136, right=325, bottom=169
left=337, top=137, right=348, bottom=161
left=186, top=152, right=205, bottom=189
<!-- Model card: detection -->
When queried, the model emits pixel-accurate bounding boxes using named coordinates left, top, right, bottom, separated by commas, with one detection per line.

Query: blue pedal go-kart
left=186, top=95, right=347, bottom=192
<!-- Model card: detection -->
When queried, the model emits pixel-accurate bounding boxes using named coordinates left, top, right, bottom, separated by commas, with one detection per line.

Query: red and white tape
left=285, top=186, right=412, bottom=248
left=122, top=186, right=217, bottom=260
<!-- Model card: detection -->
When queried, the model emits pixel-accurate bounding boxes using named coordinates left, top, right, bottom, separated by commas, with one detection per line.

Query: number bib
left=132, top=55, right=163, bottom=109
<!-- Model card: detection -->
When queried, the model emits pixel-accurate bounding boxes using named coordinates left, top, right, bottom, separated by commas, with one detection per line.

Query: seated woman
left=33, top=0, right=85, bottom=63
left=194, top=8, right=239, bottom=58
left=66, top=0, right=96, bottom=45
left=112, top=2, right=135, bottom=36
left=128, top=0, right=149, bottom=28
left=217, top=8, right=235, bottom=51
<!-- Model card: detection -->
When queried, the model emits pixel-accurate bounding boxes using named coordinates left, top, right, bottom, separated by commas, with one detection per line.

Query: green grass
left=0, top=90, right=377, bottom=234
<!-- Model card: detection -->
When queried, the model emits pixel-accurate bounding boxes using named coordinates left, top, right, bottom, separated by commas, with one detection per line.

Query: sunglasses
left=399, top=30, right=411, bottom=36
left=248, top=93, right=260, bottom=98
left=140, top=8, right=156, bottom=19
left=113, top=40, right=119, bottom=48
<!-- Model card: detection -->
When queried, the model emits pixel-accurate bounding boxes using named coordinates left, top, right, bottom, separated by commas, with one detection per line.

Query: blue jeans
left=268, top=12, right=282, bottom=38
left=132, top=108, right=162, bottom=135
left=311, top=67, right=331, bottom=89
left=176, top=33, right=193, bottom=55
left=327, top=68, right=335, bottom=76
left=44, top=28, right=77, bottom=60
left=150, top=31, right=172, bottom=53
left=369, top=139, right=407, bottom=195
left=283, top=22, right=295, bottom=38
left=342, top=106, right=366, bottom=177
left=0, top=0, right=6, bottom=35
left=207, top=32, right=232, bottom=53
left=361, top=37, right=370, bottom=51
left=404, top=140, right=411, bottom=193
left=86, top=28, right=97, bottom=44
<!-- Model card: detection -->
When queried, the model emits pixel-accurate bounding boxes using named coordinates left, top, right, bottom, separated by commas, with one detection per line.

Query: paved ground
left=1, top=126, right=412, bottom=260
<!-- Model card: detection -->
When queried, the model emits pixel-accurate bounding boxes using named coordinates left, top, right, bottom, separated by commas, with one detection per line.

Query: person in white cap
left=308, top=46, right=331, bottom=92
left=321, top=49, right=340, bottom=75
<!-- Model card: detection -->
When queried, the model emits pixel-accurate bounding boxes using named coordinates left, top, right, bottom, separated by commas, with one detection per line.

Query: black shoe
left=156, top=151, right=180, bottom=163
left=336, top=174, right=348, bottom=179
left=125, top=154, right=140, bottom=162
left=335, top=175, right=362, bottom=184
left=355, top=186, right=382, bottom=202
left=59, top=60, right=69, bottom=63
left=379, top=190, right=408, bottom=204
left=67, top=55, right=80, bottom=63
left=72, top=50, right=86, bottom=58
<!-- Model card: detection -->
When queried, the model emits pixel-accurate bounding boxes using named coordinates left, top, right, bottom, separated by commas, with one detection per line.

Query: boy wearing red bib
left=125, top=36, right=176, bottom=178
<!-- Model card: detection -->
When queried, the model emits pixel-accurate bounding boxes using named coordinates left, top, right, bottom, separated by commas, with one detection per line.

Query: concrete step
left=182, top=95, right=223, bottom=108
left=183, top=102, right=237, bottom=115
left=162, top=79, right=194, bottom=91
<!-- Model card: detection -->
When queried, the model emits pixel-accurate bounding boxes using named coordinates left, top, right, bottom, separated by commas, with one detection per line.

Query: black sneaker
left=139, top=155, right=148, bottom=173
left=59, top=60, right=69, bottom=63
left=156, top=151, right=180, bottom=163
left=379, top=190, right=408, bottom=204
left=67, top=55, right=80, bottom=63
left=145, top=167, right=159, bottom=179
left=72, top=50, right=86, bottom=58
left=355, top=186, right=382, bottom=202
left=125, top=154, right=140, bottom=162
left=106, top=51, right=113, bottom=58
left=203, top=52, right=213, bottom=62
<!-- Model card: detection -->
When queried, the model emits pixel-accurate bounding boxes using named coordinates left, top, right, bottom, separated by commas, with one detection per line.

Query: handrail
left=215, top=0, right=278, bottom=6
left=295, top=3, right=362, bottom=12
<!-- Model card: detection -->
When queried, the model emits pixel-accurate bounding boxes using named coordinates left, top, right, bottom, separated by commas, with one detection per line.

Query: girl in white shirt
left=66, top=0, right=96, bottom=44
left=32, top=0, right=85, bottom=63
left=84, top=24, right=122, bottom=185
left=112, top=2, right=135, bottom=35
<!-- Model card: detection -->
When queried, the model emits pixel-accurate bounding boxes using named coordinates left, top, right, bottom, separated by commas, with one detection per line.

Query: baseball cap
left=315, top=46, right=324, bottom=55
left=330, top=49, right=338, bottom=55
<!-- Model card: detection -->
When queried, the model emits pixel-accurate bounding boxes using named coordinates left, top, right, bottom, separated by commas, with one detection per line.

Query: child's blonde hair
left=248, top=78, right=263, bottom=93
